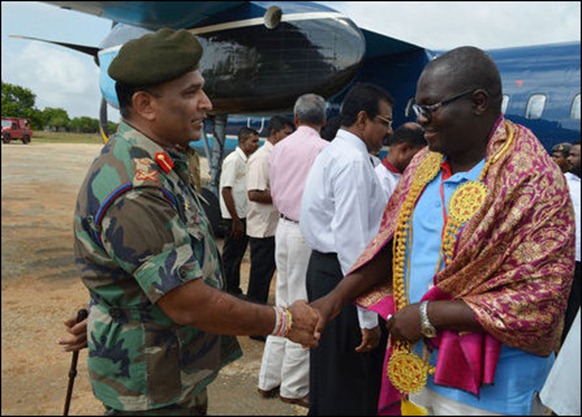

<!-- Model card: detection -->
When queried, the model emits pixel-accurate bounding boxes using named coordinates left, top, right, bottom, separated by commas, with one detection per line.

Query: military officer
left=63, top=28, right=320, bottom=415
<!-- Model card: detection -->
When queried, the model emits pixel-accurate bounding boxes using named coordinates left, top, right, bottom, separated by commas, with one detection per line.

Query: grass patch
left=32, top=130, right=105, bottom=144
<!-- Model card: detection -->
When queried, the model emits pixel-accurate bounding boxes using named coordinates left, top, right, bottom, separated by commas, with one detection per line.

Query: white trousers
left=409, top=389, right=503, bottom=415
left=410, top=387, right=548, bottom=415
left=258, top=218, right=310, bottom=398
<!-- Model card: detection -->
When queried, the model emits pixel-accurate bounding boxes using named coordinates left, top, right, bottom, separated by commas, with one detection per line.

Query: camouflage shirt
left=74, top=122, right=242, bottom=411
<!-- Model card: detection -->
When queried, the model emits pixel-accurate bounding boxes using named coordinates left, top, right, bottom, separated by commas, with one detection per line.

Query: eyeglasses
left=375, top=114, right=393, bottom=128
left=412, top=89, right=476, bottom=118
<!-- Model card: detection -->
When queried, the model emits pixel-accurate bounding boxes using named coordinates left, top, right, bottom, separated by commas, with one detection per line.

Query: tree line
left=1, top=81, right=118, bottom=133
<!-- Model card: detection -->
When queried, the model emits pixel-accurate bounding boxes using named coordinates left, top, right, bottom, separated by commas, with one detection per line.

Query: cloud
left=5, top=42, right=102, bottom=119
left=326, top=2, right=581, bottom=50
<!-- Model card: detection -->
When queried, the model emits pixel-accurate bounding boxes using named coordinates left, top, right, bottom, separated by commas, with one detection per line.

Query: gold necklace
left=387, top=122, right=514, bottom=398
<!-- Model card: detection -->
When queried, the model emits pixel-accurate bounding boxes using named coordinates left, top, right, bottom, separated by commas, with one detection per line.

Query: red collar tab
left=154, top=151, right=175, bottom=174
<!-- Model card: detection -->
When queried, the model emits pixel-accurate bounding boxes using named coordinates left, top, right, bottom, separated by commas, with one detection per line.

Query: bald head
left=414, top=46, right=503, bottom=169
left=421, top=46, right=503, bottom=113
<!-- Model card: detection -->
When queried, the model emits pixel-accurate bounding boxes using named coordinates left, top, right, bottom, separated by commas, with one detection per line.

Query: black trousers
left=246, top=236, right=276, bottom=304
left=221, top=218, right=249, bottom=296
left=306, top=250, right=387, bottom=416
left=562, top=260, right=581, bottom=344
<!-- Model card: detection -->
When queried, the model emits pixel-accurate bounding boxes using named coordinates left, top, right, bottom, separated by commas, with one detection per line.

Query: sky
left=2, top=1, right=580, bottom=122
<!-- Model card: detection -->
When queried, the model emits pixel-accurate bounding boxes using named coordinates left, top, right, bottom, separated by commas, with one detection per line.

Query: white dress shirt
left=565, top=172, right=581, bottom=261
left=246, top=141, right=278, bottom=238
left=375, top=160, right=402, bottom=198
left=540, top=308, right=580, bottom=415
left=301, top=129, right=388, bottom=328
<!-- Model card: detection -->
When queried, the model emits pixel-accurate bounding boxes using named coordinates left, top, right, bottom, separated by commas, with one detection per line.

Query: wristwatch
left=419, top=301, right=437, bottom=338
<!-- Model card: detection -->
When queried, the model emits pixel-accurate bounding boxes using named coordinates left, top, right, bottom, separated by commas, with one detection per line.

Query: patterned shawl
left=352, top=119, right=575, bottom=410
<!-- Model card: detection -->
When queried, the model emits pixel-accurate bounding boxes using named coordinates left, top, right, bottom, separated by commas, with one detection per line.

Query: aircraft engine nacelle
left=96, top=3, right=366, bottom=115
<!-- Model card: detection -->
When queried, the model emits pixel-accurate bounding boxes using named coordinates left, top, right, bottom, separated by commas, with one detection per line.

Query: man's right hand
left=57, top=313, right=88, bottom=352
left=286, top=300, right=321, bottom=348
left=231, top=217, right=245, bottom=239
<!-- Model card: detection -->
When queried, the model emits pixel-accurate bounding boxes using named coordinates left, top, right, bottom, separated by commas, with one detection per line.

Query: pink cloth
left=269, top=126, right=328, bottom=221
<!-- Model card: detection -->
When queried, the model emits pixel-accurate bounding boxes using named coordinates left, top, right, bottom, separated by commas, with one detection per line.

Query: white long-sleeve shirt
left=565, top=172, right=581, bottom=261
left=301, top=129, right=388, bottom=328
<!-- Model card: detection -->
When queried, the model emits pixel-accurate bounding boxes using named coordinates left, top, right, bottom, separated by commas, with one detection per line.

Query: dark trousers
left=562, top=260, right=581, bottom=344
left=221, top=218, right=249, bottom=295
left=306, top=250, right=387, bottom=416
left=246, top=236, right=276, bottom=304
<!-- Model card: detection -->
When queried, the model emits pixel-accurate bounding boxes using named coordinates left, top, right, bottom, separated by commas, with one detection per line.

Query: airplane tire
left=200, top=187, right=226, bottom=238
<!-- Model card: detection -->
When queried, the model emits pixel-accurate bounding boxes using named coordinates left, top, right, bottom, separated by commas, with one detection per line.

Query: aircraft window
left=525, top=94, right=546, bottom=120
left=405, top=97, right=415, bottom=118
left=501, top=95, right=509, bottom=114
left=571, top=94, right=581, bottom=120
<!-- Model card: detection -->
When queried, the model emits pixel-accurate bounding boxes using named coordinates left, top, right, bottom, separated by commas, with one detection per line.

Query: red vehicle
left=2, top=117, right=33, bottom=144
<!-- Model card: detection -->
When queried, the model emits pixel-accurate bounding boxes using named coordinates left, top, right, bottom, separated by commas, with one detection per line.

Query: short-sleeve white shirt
left=246, top=141, right=279, bottom=238
left=219, top=146, right=249, bottom=219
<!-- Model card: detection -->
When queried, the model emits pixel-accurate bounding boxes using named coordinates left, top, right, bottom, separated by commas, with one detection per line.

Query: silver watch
left=419, top=301, right=437, bottom=338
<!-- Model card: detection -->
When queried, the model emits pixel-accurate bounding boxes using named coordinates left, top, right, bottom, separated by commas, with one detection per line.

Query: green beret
left=108, top=28, right=203, bottom=86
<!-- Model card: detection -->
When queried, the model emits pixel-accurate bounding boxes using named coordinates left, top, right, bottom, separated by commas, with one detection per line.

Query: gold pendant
left=387, top=349, right=432, bottom=394
left=448, top=180, right=487, bottom=223
left=413, top=152, right=444, bottom=187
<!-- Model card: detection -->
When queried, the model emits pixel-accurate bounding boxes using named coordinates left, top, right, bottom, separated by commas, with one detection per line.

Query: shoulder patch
left=134, top=158, right=159, bottom=185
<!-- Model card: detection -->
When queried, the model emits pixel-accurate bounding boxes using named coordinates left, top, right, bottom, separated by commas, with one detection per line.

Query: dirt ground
left=1, top=142, right=307, bottom=416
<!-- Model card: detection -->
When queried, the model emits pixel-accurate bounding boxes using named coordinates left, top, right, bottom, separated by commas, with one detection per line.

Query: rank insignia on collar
left=155, top=151, right=175, bottom=173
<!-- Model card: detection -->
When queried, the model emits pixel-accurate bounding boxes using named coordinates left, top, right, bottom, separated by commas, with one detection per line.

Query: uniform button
left=178, top=266, right=189, bottom=280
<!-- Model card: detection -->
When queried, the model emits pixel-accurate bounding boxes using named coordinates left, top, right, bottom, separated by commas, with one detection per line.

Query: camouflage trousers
left=104, top=389, right=208, bottom=415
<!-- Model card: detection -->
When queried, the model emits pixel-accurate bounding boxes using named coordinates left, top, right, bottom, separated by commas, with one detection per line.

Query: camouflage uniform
left=74, top=122, right=242, bottom=412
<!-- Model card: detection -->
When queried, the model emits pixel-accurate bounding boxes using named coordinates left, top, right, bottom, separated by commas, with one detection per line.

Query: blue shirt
left=408, top=158, right=554, bottom=414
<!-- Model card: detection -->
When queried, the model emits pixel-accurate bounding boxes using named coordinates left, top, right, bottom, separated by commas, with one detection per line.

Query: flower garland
left=387, top=122, right=514, bottom=400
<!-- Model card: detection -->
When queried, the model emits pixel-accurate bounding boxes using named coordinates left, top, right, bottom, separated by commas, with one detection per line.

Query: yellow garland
left=387, top=122, right=514, bottom=406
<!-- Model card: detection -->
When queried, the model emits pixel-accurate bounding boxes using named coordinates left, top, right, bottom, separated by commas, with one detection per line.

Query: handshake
left=283, top=300, right=324, bottom=349
left=58, top=292, right=362, bottom=353
left=285, top=294, right=375, bottom=351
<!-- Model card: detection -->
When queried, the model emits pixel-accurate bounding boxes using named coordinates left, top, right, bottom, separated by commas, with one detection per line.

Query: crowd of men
left=58, top=28, right=579, bottom=416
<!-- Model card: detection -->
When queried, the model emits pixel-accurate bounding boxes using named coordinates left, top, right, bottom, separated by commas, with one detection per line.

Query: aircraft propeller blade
left=9, top=35, right=100, bottom=65
left=99, top=97, right=109, bottom=144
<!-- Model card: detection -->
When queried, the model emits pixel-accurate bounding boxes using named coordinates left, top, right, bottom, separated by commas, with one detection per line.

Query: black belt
left=280, top=213, right=299, bottom=223
left=313, top=250, right=338, bottom=259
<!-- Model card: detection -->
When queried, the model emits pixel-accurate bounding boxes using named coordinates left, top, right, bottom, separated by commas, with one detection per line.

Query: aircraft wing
left=45, top=1, right=247, bottom=30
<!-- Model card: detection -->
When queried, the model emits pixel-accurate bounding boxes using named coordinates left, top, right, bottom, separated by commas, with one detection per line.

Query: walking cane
left=63, top=308, right=88, bottom=416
